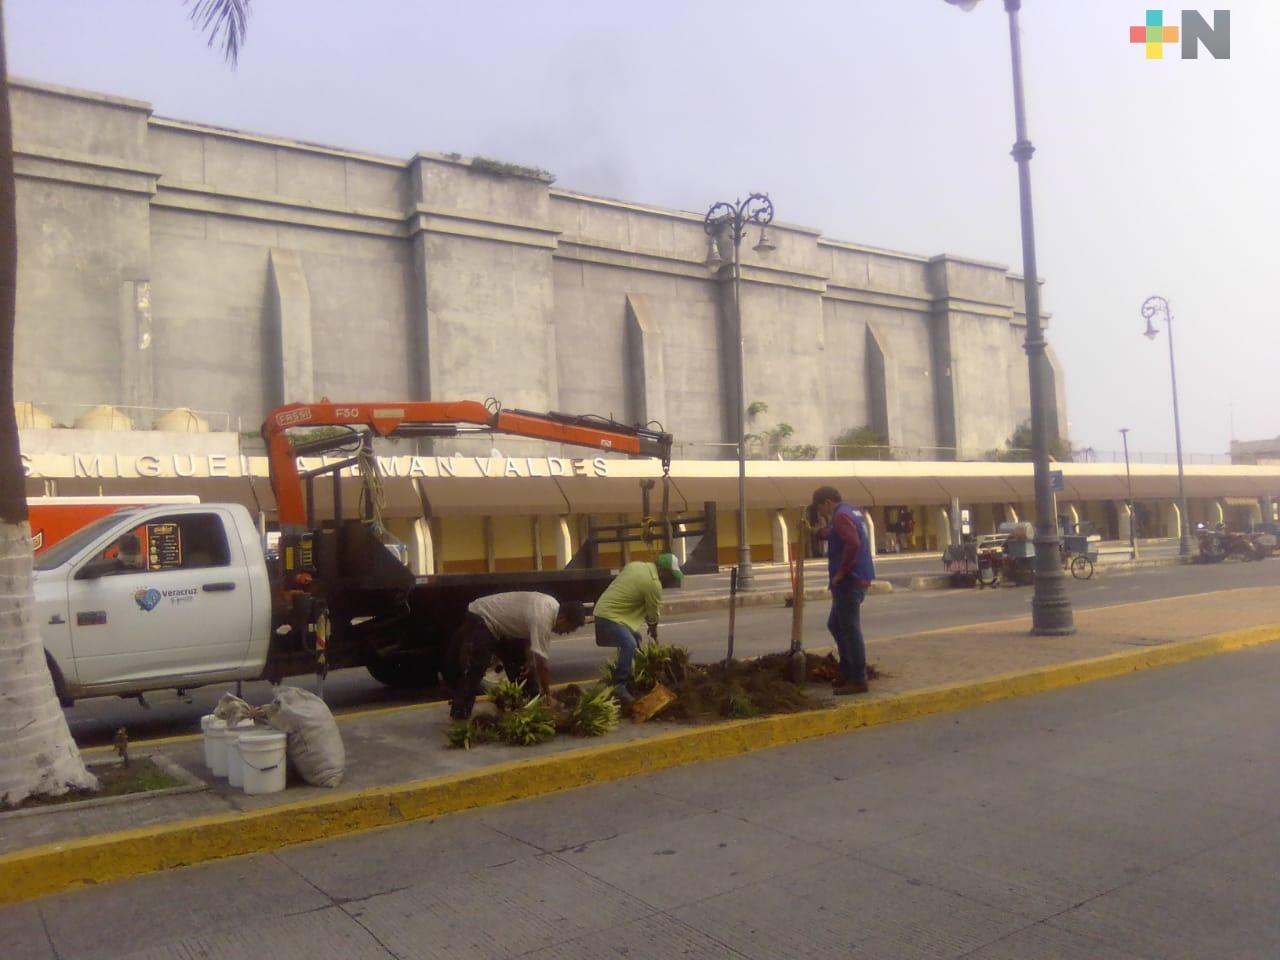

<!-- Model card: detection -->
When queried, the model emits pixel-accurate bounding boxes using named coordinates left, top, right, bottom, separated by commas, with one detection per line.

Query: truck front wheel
left=366, top=652, right=440, bottom=689
left=45, top=651, right=74, bottom=708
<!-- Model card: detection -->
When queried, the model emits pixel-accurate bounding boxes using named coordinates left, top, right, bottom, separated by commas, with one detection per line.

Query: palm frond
left=187, top=0, right=252, bottom=65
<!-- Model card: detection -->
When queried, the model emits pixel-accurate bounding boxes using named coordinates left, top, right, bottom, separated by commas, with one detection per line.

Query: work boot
left=612, top=684, right=635, bottom=714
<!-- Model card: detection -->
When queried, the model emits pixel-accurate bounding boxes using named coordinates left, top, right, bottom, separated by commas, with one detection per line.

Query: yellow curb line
left=6, top=621, right=1277, bottom=907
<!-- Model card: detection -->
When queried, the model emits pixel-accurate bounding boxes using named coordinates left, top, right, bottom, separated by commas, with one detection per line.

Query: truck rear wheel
left=366, top=652, right=439, bottom=689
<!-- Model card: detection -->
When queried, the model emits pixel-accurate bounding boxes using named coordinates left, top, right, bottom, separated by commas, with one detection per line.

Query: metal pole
left=1165, top=312, right=1193, bottom=555
left=1120, top=428, right=1137, bottom=559
left=1142, top=295, right=1193, bottom=556
left=1004, top=0, right=1074, bottom=635
left=733, top=227, right=753, bottom=589
left=705, top=194, right=772, bottom=589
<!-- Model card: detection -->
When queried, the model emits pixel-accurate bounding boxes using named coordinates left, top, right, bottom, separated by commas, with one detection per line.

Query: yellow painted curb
left=3, top=621, right=1277, bottom=906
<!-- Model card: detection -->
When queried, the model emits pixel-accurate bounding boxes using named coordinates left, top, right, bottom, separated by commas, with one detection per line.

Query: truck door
left=67, top=510, right=253, bottom=688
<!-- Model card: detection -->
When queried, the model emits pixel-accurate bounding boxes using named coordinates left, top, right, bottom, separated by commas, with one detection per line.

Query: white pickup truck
left=32, top=501, right=613, bottom=707
left=34, top=503, right=273, bottom=705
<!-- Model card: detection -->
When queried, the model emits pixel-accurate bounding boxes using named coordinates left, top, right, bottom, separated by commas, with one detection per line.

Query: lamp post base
left=736, top=551, right=754, bottom=590
left=1031, top=539, right=1076, bottom=636
left=1031, top=596, right=1076, bottom=636
left=1178, top=534, right=1194, bottom=557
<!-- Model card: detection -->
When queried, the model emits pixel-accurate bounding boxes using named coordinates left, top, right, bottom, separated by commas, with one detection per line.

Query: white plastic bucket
left=206, top=719, right=230, bottom=777
left=226, top=720, right=257, bottom=788
left=238, top=731, right=288, bottom=795
left=200, top=715, right=218, bottom=771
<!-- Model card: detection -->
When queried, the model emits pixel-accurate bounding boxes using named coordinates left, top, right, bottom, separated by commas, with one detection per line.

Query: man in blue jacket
left=812, top=486, right=876, bottom=695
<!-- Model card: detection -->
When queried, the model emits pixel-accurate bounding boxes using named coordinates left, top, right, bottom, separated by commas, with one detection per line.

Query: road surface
left=12, top=616, right=1280, bottom=959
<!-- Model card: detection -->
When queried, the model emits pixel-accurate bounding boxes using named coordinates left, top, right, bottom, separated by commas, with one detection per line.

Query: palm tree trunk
left=0, top=0, right=96, bottom=806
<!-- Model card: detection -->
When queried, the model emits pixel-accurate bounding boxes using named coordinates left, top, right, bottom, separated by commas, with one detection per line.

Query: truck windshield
left=33, top=511, right=143, bottom=572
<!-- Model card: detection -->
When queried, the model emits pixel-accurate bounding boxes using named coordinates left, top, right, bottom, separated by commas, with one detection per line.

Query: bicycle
left=1060, top=541, right=1095, bottom=580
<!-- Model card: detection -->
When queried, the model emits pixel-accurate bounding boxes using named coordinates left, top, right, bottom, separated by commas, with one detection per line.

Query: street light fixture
left=704, top=192, right=775, bottom=590
left=1140, top=295, right=1194, bottom=556
left=1119, top=427, right=1138, bottom=560
left=944, top=0, right=1074, bottom=635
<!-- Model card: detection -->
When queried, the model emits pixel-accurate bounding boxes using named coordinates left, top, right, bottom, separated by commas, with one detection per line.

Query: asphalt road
left=63, top=557, right=1280, bottom=747
left=16, top=616, right=1280, bottom=959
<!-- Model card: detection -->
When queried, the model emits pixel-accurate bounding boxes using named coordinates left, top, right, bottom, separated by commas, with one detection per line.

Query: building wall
left=12, top=78, right=1066, bottom=460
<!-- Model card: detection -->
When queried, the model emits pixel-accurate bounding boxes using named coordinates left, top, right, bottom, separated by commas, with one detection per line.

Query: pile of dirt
left=554, top=683, right=586, bottom=712
left=753, top=651, right=882, bottom=684
left=622, top=647, right=883, bottom=723
left=611, top=647, right=839, bottom=722
left=660, top=658, right=815, bottom=721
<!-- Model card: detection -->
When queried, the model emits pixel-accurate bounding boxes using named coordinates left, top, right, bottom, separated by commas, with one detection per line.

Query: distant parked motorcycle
left=1195, top=524, right=1269, bottom=563
left=1250, top=522, right=1280, bottom=558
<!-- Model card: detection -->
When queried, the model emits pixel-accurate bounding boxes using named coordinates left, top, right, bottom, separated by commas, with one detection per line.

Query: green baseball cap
left=656, top=552, right=684, bottom=581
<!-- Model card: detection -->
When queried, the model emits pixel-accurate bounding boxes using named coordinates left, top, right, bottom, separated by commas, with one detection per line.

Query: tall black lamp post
left=944, top=0, right=1074, bottom=634
left=1141, top=295, right=1194, bottom=556
left=704, top=193, right=776, bottom=590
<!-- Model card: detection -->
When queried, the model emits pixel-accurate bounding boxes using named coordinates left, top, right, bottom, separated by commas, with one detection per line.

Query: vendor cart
left=1061, top=533, right=1100, bottom=579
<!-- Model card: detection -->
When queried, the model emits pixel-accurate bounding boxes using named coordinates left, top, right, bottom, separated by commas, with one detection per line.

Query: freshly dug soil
left=551, top=684, right=584, bottom=734
left=531, top=650, right=883, bottom=734
left=555, top=684, right=586, bottom=710
left=753, top=651, right=882, bottom=683
left=3, top=758, right=183, bottom=811
left=660, top=658, right=815, bottom=721
left=631, top=650, right=882, bottom=723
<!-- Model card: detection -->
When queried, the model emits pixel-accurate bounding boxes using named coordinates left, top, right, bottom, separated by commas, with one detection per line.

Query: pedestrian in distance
left=811, top=486, right=876, bottom=695
left=805, top=502, right=829, bottom=558
left=593, top=553, right=684, bottom=707
left=446, top=592, right=587, bottom=720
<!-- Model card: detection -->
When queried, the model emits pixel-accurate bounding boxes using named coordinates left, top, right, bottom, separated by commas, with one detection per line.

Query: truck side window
left=95, top=514, right=231, bottom=573
left=179, top=514, right=231, bottom=569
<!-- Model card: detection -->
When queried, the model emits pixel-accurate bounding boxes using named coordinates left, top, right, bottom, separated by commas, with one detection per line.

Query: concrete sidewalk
left=666, top=540, right=1188, bottom=614
left=2, top=586, right=1276, bottom=904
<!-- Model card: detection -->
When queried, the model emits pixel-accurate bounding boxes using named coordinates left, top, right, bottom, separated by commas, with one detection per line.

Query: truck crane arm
left=262, top=399, right=672, bottom=530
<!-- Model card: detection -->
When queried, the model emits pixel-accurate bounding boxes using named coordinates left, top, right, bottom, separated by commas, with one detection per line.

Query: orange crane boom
left=262, top=400, right=673, bottom=529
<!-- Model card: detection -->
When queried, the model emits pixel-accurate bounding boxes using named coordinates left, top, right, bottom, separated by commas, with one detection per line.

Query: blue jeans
left=827, top=581, right=867, bottom=683
left=595, top=617, right=640, bottom=687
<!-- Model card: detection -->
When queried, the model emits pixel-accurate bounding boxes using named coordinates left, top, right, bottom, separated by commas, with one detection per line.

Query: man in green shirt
left=594, top=553, right=683, bottom=705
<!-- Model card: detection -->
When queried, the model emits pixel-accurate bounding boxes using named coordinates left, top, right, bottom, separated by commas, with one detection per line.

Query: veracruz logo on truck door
left=133, top=587, right=197, bottom=611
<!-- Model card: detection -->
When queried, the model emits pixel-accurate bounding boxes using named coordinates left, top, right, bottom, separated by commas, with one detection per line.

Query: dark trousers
left=448, top=613, right=527, bottom=720
left=827, top=582, right=867, bottom=683
left=594, top=617, right=641, bottom=688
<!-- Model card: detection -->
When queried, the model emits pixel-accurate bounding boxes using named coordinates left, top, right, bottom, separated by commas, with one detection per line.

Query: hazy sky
left=6, top=0, right=1278, bottom=458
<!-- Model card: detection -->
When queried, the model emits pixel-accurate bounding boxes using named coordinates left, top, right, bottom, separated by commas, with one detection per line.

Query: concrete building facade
left=11, top=78, right=1068, bottom=459
left=1231, top=437, right=1280, bottom=466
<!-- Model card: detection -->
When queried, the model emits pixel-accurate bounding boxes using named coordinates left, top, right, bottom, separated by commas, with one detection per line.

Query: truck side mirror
left=76, top=557, right=121, bottom=581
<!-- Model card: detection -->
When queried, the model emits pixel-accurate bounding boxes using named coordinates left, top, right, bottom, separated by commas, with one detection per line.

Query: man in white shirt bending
left=447, top=592, right=587, bottom=720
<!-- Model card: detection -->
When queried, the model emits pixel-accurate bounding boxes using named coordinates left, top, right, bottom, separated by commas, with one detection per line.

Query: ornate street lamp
left=1141, top=295, right=1194, bottom=556
left=944, top=0, right=1074, bottom=634
left=704, top=193, right=775, bottom=590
